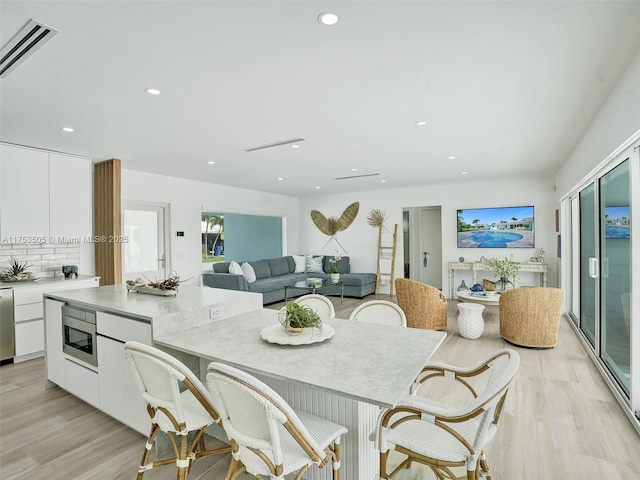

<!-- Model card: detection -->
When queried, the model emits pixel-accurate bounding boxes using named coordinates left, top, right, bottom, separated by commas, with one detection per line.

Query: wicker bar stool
left=124, top=341, right=231, bottom=480
left=395, top=278, right=447, bottom=330
left=207, top=362, right=348, bottom=480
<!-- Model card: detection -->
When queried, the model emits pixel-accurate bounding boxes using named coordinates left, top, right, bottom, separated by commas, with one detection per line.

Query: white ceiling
left=1, top=1, right=639, bottom=197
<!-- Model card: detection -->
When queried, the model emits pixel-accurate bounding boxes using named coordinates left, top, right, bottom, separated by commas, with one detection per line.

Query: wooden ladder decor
left=375, top=223, right=398, bottom=295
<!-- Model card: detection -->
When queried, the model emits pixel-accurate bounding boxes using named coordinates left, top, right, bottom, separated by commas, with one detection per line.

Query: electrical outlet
left=209, top=306, right=223, bottom=319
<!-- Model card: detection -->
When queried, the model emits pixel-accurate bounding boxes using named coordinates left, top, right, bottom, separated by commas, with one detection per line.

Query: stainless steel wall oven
left=62, top=304, right=97, bottom=367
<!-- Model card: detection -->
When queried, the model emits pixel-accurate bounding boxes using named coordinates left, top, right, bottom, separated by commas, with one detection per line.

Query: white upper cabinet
left=0, top=144, right=92, bottom=240
left=49, top=153, right=92, bottom=239
left=0, top=144, right=50, bottom=238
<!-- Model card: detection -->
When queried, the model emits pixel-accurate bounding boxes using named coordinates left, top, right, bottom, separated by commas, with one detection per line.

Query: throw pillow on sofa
left=241, top=262, right=257, bottom=283
left=305, top=255, right=324, bottom=273
left=293, top=255, right=306, bottom=273
left=229, top=261, right=243, bottom=275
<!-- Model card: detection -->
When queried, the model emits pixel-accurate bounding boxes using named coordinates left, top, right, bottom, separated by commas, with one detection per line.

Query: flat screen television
left=604, top=206, right=630, bottom=239
left=457, top=206, right=535, bottom=248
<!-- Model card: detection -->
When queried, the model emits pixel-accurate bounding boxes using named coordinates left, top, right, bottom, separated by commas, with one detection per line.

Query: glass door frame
left=562, top=134, right=639, bottom=428
left=122, top=201, right=171, bottom=283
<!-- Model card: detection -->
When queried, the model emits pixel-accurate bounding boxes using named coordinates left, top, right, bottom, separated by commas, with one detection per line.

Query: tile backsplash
left=0, top=243, right=81, bottom=278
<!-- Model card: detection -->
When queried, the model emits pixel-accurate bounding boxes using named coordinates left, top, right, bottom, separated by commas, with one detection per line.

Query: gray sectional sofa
left=201, top=255, right=376, bottom=305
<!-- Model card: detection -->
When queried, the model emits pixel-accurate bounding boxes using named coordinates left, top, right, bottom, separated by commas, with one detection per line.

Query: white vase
left=330, top=273, right=340, bottom=282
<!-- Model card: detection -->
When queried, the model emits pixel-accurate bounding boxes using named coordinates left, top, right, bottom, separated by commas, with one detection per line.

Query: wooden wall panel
left=94, top=159, right=122, bottom=285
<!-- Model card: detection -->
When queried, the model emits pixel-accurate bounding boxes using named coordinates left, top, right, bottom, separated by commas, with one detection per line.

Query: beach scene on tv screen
left=605, top=206, right=630, bottom=239
left=457, top=206, right=535, bottom=248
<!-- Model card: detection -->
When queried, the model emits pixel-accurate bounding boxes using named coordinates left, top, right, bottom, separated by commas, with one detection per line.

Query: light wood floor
left=1, top=294, right=639, bottom=479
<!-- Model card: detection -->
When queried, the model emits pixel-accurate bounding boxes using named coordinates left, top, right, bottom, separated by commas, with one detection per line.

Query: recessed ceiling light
left=207, top=161, right=215, bottom=165
left=315, top=186, right=321, bottom=189
left=448, top=156, right=456, bottom=160
left=291, top=144, right=300, bottom=149
left=415, top=121, right=427, bottom=126
left=352, top=168, right=358, bottom=171
left=277, top=177, right=283, bottom=181
left=318, top=12, right=339, bottom=25
left=62, top=127, right=74, bottom=132
left=381, top=180, right=387, bottom=183
left=462, top=171, right=468, bottom=175
left=145, top=88, right=161, bottom=95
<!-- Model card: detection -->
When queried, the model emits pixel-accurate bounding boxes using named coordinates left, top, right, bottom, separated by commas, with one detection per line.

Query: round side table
left=457, top=303, right=486, bottom=339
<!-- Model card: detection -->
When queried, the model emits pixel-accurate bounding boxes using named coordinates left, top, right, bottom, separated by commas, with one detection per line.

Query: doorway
left=122, top=202, right=169, bottom=282
left=403, top=206, right=443, bottom=289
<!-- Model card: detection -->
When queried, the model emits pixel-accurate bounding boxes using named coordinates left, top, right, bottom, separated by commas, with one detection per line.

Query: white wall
left=555, top=50, right=640, bottom=198
left=121, top=170, right=300, bottom=285
left=298, top=176, right=557, bottom=294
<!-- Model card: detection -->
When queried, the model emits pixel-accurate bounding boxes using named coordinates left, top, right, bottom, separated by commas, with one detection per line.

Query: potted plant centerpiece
left=279, top=301, right=323, bottom=335
left=484, top=254, right=520, bottom=293
left=329, top=250, right=342, bottom=281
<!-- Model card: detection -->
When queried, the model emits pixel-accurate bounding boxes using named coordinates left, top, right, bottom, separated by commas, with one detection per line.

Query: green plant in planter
left=279, top=301, right=323, bottom=335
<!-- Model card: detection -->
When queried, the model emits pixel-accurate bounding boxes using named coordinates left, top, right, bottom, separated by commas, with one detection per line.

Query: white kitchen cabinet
left=14, top=320, right=44, bottom=357
left=0, top=143, right=91, bottom=240
left=44, top=299, right=65, bottom=388
left=0, top=144, right=49, bottom=238
left=64, top=358, right=99, bottom=408
left=97, top=311, right=151, bottom=435
left=49, top=152, right=92, bottom=239
left=97, top=335, right=126, bottom=420
left=16, top=277, right=99, bottom=362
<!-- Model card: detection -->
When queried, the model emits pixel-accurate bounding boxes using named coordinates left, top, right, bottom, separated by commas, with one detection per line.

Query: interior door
left=122, top=203, right=168, bottom=282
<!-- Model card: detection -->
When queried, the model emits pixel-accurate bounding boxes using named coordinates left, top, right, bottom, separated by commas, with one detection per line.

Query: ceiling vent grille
left=244, top=138, right=305, bottom=152
left=335, top=173, right=380, bottom=180
left=0, top=19, right=59, bottom=78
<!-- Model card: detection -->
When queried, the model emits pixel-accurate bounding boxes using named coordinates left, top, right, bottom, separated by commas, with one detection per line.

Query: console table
left=447, top=261, right=547, bottom=299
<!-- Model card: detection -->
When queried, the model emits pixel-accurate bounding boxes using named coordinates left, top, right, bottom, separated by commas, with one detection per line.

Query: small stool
left=457, top=303, right=485, bottom=339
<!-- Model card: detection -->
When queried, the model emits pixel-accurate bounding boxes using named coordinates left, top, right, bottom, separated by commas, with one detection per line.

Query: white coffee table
left=456, top=290, right=501, bottom=306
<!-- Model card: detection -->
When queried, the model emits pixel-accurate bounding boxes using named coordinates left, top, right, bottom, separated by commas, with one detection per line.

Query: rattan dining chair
left=348, top=299, right=407, bottom=327
left=124, top=341, right=231, bottom=480
left=206, top=362, right=348, bottom=480
left=499, top=287, right=565, bottom=348
left=395, top=278, right=447, bottom=330
left=294, top=293, right=336, bottom=318
left=373, top=349, right=520, bottom=480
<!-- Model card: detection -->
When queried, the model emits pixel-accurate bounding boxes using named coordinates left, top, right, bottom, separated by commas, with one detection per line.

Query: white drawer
left=96, top=311, right=151, bottom=344
left=15, top=319, right=44, bottom=357
left=13, top=288, right=46, bottom=305
left=14, top=303, right=43, bottom=322
left=65, top=359, right=100, bottom=408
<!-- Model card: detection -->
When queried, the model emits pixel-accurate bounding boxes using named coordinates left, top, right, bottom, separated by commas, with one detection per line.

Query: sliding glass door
left=570, top=157, right=631, bottom=397
left=599, top=160, right=631, bottom=395
left=578, top=183, right=597, bottom=346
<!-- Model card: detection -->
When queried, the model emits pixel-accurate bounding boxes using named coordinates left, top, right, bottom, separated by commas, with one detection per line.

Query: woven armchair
left=395, top=278, right=447, bottom=331
left=499, top=287, right=565, bottom=348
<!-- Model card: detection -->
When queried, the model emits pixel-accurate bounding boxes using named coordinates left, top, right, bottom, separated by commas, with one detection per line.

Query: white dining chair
left=206, top=362, right=348, bottom=480
left=294, top=294, right=336, bottom=318
left=372, top=349, right=520, bottom=480
left=124, top=341, right=230, bottom=480
left=348, top=300, right=407, bottom=327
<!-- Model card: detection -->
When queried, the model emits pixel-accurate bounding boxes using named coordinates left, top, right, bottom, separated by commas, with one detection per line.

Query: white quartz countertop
left=0, top=275, right=99, bottom=289
left=155, top=308, right=447, bottom=408
left=44, top=284, right=261, bottom=324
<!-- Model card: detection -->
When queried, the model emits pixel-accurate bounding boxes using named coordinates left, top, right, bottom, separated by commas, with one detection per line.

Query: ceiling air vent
left=335, top=173, right=380, bottom=180
left=0, top=19, right=59, bottom=78
left=244, top=138, right=305, bottom=152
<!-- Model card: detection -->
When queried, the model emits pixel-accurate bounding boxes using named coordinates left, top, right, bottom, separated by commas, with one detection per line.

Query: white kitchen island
left=155, top=308, right=447, bottom=480
left=44, top=285, right=446, bottom=480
